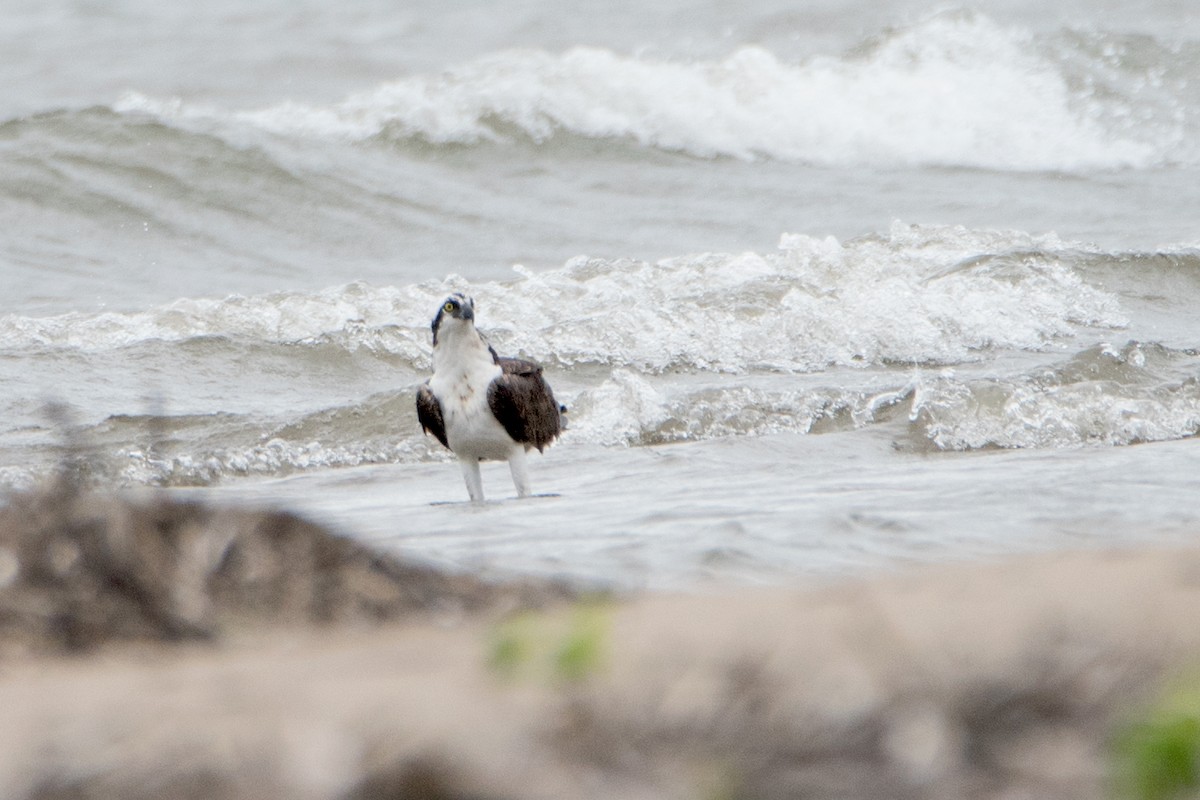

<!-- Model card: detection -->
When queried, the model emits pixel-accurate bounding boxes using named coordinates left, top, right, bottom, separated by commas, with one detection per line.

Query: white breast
left=429, top=347, right=514, bottom=461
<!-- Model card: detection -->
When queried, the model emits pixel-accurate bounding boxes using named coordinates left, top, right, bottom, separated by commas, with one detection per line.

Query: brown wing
left=488, top=358, right=562, bottom=452
left=416, top=383, right=449, bottom=449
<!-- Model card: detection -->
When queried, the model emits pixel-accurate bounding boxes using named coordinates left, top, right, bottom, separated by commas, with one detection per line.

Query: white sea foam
left=0, top=281, right=435, bottom=359
left=565, top=374, right=890, bottom=447
left=0, top=224, right=1127, bottom=375
left=115, top=12, right=1181, bottom=171
left=486, top=223, right=1127, bottom=373
left=116, top=437, right=432, bottom=487
left=910, top=369, right=1200, bottom=450
left=56, top=345, right=1200, bottom=488
left=567, top=341, right=1200, bottom=450
left=19, top=333, right=1195, bottom=493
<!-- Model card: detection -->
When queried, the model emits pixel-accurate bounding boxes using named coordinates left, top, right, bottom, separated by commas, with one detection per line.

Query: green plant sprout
left=1113, top=675, right=1200, bottom=800
left=487, top=599, right=611, bottom=684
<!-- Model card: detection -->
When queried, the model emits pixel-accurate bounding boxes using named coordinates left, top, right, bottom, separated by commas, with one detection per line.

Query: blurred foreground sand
left=1, top=487, right=1198, bottom=799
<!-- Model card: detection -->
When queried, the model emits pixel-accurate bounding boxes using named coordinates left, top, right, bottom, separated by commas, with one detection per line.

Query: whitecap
left=115, top=11, right=1187, bottom=171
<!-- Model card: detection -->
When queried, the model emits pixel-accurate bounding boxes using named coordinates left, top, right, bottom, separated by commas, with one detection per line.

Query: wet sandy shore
left=1, top=485, right=1197, bottom=799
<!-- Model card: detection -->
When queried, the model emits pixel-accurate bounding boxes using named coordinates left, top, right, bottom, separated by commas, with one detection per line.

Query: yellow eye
left=443, top=301, right=455, bottom=313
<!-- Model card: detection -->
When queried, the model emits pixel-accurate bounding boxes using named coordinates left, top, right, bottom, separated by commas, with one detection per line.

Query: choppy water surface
left=2, top=0, right=1198, bottom=587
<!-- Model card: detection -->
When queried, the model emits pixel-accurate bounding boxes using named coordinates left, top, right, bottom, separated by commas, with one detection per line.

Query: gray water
left=3, top=0, right=1199, bottom=588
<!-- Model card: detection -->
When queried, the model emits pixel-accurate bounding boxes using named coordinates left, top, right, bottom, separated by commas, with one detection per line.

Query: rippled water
left=3, top=0, right=1199, bottom=587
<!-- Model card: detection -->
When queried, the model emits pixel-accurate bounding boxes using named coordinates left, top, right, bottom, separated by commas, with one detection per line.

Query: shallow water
left=3, top=0, right=1199, bottom=588
left=206, top=431, right=1200, bottom=590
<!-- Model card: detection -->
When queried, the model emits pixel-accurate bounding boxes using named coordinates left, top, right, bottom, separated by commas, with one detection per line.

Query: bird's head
left=431, top=293, right=476, bottom=344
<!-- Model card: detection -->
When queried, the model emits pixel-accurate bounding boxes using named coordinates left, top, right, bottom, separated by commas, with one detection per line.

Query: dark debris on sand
left=0, top=480, right=571, bottom=655
left=5, top=476, right=1200, bottom=800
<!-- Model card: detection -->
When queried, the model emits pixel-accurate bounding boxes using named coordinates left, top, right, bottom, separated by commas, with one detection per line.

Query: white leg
left=459, top=457, right=485, bottom=502
left=508, top=446, right=531, bottom=498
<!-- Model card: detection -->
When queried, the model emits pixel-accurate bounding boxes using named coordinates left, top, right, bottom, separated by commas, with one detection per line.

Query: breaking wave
left=569, top=341, right=1200, bottom=450
left=907, top=341, right=1200, bottom=450
left=56, top=338, right=1200, bottom=489
left=11, top=221, right=1193, bottom=490
left=0, top=223, right=1127, bottom=374
left=114, top=11, right=1196, bottom=171
left=0, top=281, right=430, bottom=359
left=7, top=222, right=1197, bottom=490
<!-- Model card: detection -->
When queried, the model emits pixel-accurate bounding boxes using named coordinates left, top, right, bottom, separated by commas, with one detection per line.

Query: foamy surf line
left=0, top=282, right=440, bottom=356
left=113, top=11, right=1189, bottom=171
left=37, top=337, right=1200, bottom=490
left=0, top=224, right=1127, bottom=371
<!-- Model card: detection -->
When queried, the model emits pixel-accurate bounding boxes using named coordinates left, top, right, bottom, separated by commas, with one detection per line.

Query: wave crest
left=567, top=341, right=1200, bottom=451
left=116, top=11, right=1190, bottom=171
left=488, top=223, right=1125, bottom=372
left=908, top=342, right=1200, bottom=450
left=0, top=224, right=1127, bottom=375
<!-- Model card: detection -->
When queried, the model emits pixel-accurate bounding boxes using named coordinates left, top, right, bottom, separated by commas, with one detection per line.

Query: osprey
left=416, top=293, right=563, bottom=502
